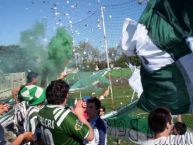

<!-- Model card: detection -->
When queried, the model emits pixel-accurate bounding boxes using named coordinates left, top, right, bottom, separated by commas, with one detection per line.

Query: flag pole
left=100, top=5, right=114, bottom=108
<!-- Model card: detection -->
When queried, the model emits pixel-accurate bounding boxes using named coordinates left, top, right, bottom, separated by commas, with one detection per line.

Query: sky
left=0, top=0, right=146, bottom=48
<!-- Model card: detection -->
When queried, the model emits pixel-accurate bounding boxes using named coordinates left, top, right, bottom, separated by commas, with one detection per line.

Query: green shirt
left=38, top=105, right=89, bottom=145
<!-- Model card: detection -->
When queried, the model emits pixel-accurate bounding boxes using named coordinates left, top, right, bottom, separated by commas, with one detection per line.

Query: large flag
left=122, top=0, right=193, bottom=114
left=69, top=68, right=109, bottom=92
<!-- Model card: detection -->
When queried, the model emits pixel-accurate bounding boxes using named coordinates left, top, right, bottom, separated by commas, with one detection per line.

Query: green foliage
left=114, top=54, right=141, bottom=68
left=0, top=21, right=48, bottom=74
left=0, top=45, right=29, bottom=73
left=73, top=41, right=100, bottom=71
left=182, top=114, right=193, bottom=129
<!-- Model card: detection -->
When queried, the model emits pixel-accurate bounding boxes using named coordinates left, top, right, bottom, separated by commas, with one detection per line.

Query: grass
left=65, top=68, right=132, bottom=83
left=110, top=68, right=132, bottom=77
left=182, top=114, right=193, bottom=129
left=68, top=68, right=193, bottom=145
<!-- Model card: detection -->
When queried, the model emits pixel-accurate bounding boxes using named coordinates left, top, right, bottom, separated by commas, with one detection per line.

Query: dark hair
left=46, top=80, right=70, bottom=105
left=174, top=122, right=187, bottom=135
left=27, top=71, right=38, bottom=83
left=148, top=107, right=172, bottom=134
left=100, top=106, right=106, bottom=113
left=87, top=97, right=101, bottom=111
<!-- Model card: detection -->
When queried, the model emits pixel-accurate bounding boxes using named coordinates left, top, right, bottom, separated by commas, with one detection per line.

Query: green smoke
left=48, top=27, right=73, bottom=70
left=20, top=21, right=47, bottom=73
left=41, top=27, right=73, bottom=85
left=0, top=21, right=47, bottom=74
left=0, top=22, right=73, bottom=87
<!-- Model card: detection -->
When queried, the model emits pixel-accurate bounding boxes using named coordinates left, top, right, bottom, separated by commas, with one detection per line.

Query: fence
left=0, top=72, right=26, bottom=99
left=68, top=0, right=146, bottom=50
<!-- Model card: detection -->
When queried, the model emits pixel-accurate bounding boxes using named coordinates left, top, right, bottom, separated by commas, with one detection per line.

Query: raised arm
left=74, top=100, right=94, bottom=141
left=11, top=86, right=21, bottom=104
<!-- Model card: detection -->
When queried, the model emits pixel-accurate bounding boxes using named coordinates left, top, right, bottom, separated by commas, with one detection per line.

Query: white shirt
left=141, top=132, right=193, bottom=145
left=85, top=117, right=107, bottom=145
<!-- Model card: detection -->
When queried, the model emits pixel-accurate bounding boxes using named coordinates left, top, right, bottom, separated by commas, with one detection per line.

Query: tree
left=108, top=47, right=122, bottom=63
left=73, top=41, right=100, bottom=71
left=114, top=54, right=141, bottom=67
left=0, top=45, right=27, bottom=73
left=100, top=45, right=122, bottom=68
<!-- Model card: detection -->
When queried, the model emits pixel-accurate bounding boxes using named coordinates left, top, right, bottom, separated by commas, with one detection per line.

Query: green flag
left=122, top=0, right=193, bottom=114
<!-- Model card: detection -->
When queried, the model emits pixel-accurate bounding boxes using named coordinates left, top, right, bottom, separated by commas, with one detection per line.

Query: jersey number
left=41, top=127, right=54, bottom=145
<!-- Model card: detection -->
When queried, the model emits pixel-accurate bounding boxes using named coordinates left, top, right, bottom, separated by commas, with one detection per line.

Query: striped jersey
left=141, top=132, right=193, bottom=145
left=13, top=101, right=29, bottom=134
left=24, top=106, right=40, bottom=133
left=24, top=106, right=41, bottom=145
left=38, top=105, right=89, bottom=145
left=0, top=125, right=5, bottom=145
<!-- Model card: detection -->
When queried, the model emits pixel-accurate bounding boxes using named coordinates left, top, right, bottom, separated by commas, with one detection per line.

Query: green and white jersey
left=24, top=106, right=40, bottom=133
left=24, top=106, right=41, bottom=145
left=38, top=105, right=89, bottom=145
left=13, top=101, right=29, bottom=134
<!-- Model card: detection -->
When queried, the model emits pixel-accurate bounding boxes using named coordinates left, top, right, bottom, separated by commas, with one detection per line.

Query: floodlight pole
left=100, top=6, right=114, bottom=108
left=74, top=51, right=82, bottom=99
left=101, top=6, right=110, bottom=69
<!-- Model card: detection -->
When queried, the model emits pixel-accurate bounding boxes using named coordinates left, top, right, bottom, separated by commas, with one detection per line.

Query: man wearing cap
left=21, top=85, right=46, bottom=145
left=12, top=71, right=39, bottom=135
left=38, top=80, right=94, bottom=145
left=12, top=71, right=39, bottom=104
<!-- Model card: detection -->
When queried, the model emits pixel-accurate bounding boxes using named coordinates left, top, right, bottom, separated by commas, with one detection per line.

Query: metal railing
left=0, top=72, right=26, bottom=99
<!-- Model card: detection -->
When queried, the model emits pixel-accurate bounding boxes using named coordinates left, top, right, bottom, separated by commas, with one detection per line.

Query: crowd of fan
left=0, top=71, right=192, bottom=145
left=0, top=71, right=107, bottom=145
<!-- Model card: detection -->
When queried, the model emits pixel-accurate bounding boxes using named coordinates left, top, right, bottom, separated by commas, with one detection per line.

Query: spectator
left=12, top=71, right=39, bottom=135
left=173, top=122, right=187, bottom=135
left=86, top=97, right=107, bottom=145
left=99, top=106, right=106, bottom=118
left=12, top=71, right=39, bottom=104
left=172, top=114, right=187, bottom=135
left=99, top=106, right=108, bottom=131
left=0, top=103, right=10, bottom=145
left=82, top=96, right=91, bottom=120
left=142, top=107, right=193, bottom=145
left=38, top=80, right=94, bottom=145
left=22, top=85, right=46, bottom=145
